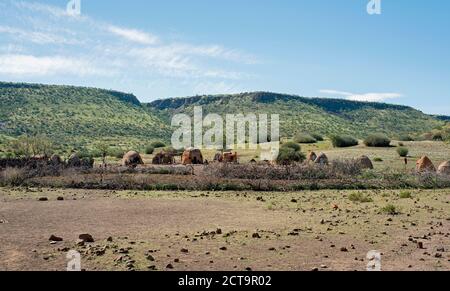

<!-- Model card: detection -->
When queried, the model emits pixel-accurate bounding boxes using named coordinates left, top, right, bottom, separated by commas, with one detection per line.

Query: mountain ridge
left=0, top=81, right=447, bottom=153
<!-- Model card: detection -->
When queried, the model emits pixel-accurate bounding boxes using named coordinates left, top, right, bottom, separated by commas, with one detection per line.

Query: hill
left=147, top=92, right=444, bottom=139
left=0, top=82, right=170, bottom=153
left=0, top=83, right=446, bottom=155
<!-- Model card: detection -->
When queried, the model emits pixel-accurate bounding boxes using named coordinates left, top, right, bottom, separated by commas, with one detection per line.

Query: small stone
left=181, top=248, right=189, bottom=253
left=49, top=235, right=63, bottom=242
left=291, top=199, right=298, bottom=203
left=147, top=255, right=155, bottom=261
left=340, top=247, right=348, bottom=252
left=311, top=267, right=319, bottom=271
left=435, top=253, right=443, bottom=258
left=57, top=197, right=64, bottom=201
left=79, top=234, right=94, bottom=243
left=166, top=264, right=174, bottom=269
left=76, top=239, right=85, bottom=246
left=106, top=236, right=113, bottom=242
left=216, top=228, right=223, bottom=235
left=417, top=242, right=424, bottom=249
left=252, top=233, right=261, bottom=239
left=220, top=247, right=227, bottom=251
left=38, top=197, right=48, bottom=202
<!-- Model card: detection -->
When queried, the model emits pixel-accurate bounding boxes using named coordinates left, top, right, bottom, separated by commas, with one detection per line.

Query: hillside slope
left=0, top=82, right=170, bottom=150
left=147, top=92, right=444, bottom=139
left=0, top=83, right=445, bottom=153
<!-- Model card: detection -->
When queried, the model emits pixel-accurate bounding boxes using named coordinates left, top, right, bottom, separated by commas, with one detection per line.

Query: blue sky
left=0, top=0, right=449, bottom=114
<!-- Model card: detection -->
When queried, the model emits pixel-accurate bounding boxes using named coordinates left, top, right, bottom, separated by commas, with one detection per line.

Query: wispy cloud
left=319, top=89, right=402, bottom=102
left=107, top=25, right=159, bottom=45
left=0, top=54, right=114, bottom=76
left=0, top=0, right=257, bottom=86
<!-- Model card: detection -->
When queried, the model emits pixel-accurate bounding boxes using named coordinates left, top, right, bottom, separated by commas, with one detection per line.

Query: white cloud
left=0, top=54, right=114, bottom=77
left=107, top=25, right=159, bottom=45
left=0, top=25, right=80, bottom=45
left=320, top=89, right=402, bottom=102
left=2, top=0, right=257, bottom=89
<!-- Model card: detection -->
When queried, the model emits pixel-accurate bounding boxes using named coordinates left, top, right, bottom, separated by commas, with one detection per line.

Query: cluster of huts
left=416, top=156, right=450, bottom=174
left=121, top=148, right=239, bottom=168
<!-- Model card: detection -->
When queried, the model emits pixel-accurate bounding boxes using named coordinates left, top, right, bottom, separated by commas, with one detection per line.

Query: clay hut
left=68, top=153, right=81, bottom=168
left=416, top=156, right=436, bottom=172
left=213, top=152, right=224, bottom=163
left=223, top=152, right=238, bottom=163
left=122, top=151, right=144, bottom=168
left=152, top=152, right=175, bottom=165
left=437, top=161, right=450, bottom=175
left=314, top=152, right=329, bottom=165
left=307, top=151, right=317, bottom=162
left=357, top=155, right=374, bottom=170
left=182, top=148, right=204, bottom=165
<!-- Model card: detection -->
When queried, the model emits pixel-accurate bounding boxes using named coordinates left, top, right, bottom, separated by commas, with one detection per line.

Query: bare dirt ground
left=0, top=187, right=449, bottom=271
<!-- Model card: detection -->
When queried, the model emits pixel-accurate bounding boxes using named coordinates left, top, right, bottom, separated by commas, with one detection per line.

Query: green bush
left=276, top=148, right=305, bottom=165
left=364, top=134, right=391, bottom=147
left=281, top=142, right=301, bottom=152
left=399, top=191, right=412, bottom=199
left=108, top=148, right=124, bottom=159
left=151, top=141, right=166, bottom=148
left=396, top=147, right=409, bottom=157
left=398, top=135, right=414, bottom=141
left=373, top=157, right=383, bottom=162
left=381, top=204, right=399, bottom=215
left=145, top=146, right=155, bottom=155
left=331, top=135, right=358, bottom=148
left=294, top=133, right=317, bottom=144
left=348, top=192, right=373, bottom=203
left=310, top=133, right=324, bottom=141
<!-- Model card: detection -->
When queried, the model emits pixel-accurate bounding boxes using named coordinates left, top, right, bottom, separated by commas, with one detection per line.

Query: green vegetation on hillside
left=0, top=82, right=171, bottom=155
left=147, top=92, right=444, bottom=140
left=0, top=84, right=446, bottom=155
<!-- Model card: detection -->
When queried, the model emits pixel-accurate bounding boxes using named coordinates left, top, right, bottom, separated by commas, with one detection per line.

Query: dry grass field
left=1, top=141, right=449, bottom=271
left=0, top=187, right=448, bottom=271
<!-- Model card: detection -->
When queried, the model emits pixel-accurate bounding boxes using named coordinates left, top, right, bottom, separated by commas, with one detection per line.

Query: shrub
left=151, top=141, right=166, bottom=148
left=348, top=192, right=373, bottom=203
left=433, top=132, right=443, bottom=141
left=281, top=142, right=301, bottom=152
left=276, top=148, right=305, bottom=165
left=0, top=167, right=26, bottom=186
left=364, top=134, right=391, bottom=147
left=310, top=133, right=324, bottom=142
left=373, top=157, right=383, bottom=162
left=399, top=191, right=412, bottom=199
left=381, top=204, right=399, bottom=215
left=145, top=146, right=155, bottom=155
left=398, top=135, right=414, bottom=142
left=396, top=147, right=409, bottom=157
left=108, top=148, right=124, bottom=159
left=294, top=133, right=316, bottom=144
left=331, top=135, right=358, bottom=148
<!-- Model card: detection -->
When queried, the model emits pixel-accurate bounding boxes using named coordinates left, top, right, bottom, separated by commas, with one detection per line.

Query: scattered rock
left=78, top=234, right=94, bottom=243
left=340, top=247, right=348, bottom=252
left=106, top=236, right=113, bottom=242
left=146, top=255, right=155, bottom=261
left=220, top=247, right=227, bottom=251
left=181, top=248, right=189, bottom=253
left=38, top=197, right=48, bottom=202
left=166, top=264, right=174, bottom=269
left=57, top=197, right=64, bottom=201
left=49, top=235, right=63, bottom=242
left=252, top=233, right=261, bottom=239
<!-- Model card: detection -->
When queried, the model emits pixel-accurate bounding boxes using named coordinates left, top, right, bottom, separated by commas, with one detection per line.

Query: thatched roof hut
left=122, top=151, right=144, bottom=168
